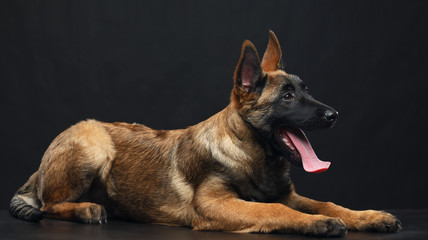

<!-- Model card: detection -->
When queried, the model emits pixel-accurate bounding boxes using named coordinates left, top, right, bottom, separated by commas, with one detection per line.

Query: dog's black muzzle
left=319, top=107, right=338, bottom=128
left=287, top=98, right=338, bottom=131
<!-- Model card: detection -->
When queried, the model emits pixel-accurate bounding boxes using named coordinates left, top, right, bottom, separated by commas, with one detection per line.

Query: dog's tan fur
left=11, top=31, right=401, bottom=237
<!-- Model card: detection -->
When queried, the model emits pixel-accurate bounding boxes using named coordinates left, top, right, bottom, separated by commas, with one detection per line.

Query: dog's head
left=231, top=31, right=338, bottom=173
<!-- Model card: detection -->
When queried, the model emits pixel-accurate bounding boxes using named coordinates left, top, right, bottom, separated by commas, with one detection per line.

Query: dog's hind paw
left=75, top=203, right=108, bottom=224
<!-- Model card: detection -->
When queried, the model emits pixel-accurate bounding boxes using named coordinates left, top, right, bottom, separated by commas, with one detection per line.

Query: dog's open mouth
left=277, top=128, right=330, bottom=173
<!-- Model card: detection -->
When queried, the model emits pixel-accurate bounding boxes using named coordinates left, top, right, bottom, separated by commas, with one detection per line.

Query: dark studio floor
left=0, top=209, right=427, bottom=240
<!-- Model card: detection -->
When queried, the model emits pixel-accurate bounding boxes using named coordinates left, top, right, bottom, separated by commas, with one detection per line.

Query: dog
left=10, top=31, right=401, bottom=237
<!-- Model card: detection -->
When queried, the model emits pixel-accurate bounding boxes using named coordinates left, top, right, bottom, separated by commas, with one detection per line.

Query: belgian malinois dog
left=10, top=31, right=401, bottom=237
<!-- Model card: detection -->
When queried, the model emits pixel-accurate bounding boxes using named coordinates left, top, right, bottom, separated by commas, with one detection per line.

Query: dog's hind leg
left=42, top=202, right=107, bottom=224
left=36, top=120, right=115, bottom=223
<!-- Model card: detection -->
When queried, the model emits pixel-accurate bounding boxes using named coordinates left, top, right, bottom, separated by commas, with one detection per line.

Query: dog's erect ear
left=233, top=40, right=262, bottom=94
left=261, top=30, right=283, bottom=72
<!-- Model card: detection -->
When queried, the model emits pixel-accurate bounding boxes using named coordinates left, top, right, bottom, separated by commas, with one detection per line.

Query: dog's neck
left=213, top=105, right=282, bottom=160
left=203, top=105, right=293, bottom=202
left=189, top=104, right=288, bottom=173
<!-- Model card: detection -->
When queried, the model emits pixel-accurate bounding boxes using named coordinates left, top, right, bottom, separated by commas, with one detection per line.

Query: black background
left=1, top=0, right=427, bottom=211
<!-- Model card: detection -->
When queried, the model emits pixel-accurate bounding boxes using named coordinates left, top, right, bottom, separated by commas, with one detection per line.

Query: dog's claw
left=341, top=226, right=349, bottom=236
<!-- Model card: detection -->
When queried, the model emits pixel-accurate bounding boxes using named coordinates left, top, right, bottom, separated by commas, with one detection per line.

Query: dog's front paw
left=350, top=210, right=402, bottom=232
left=303, top=215, right=348, bottom=237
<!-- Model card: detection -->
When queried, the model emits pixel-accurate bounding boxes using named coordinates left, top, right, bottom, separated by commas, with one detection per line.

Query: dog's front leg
left=283, top=191, right=402, bottom=232
left=192, top=176, right=347, bottom=237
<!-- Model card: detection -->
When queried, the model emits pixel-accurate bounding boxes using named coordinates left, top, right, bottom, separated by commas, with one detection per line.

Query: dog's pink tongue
left=286, top=129, right=331, bottom=173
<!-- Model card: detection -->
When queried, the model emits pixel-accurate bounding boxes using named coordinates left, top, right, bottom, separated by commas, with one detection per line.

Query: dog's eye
left=304, top=87, right=309, bottom=93
left=284, top=93, right=294, bottom=100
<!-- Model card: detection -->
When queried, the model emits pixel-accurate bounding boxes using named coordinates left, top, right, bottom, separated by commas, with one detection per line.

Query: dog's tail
left=10, top=172, right=45, bottom=222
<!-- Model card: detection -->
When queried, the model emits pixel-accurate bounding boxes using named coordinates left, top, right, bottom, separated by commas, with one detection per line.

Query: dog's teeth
left=281, top=135, right=296, bottom=150
left=282, top=137, right=290, bottom=145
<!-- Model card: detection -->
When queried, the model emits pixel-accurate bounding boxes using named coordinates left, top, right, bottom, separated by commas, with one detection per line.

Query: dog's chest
left=231, top=157, right=293, bottom=203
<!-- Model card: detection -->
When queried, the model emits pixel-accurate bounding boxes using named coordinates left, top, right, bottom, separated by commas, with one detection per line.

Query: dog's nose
left=324, top=110, right=338, bottom=122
